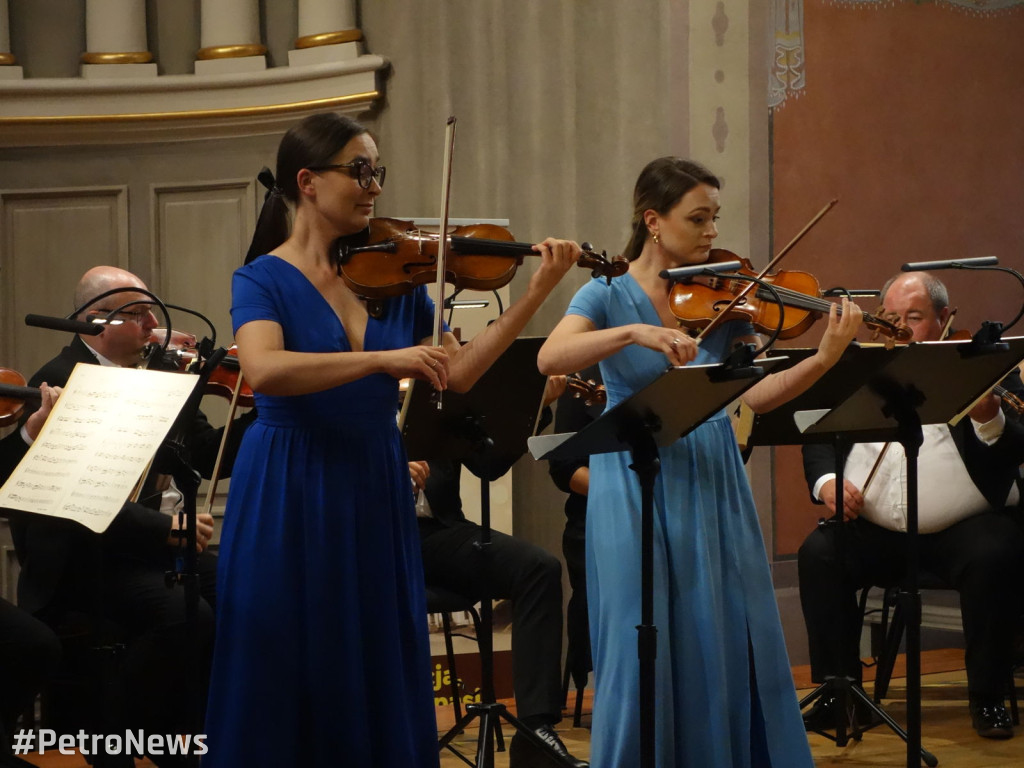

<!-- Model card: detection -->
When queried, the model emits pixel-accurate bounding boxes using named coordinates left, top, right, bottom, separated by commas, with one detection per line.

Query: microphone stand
left=901, top=258, right=1024, bottom=340
left=155, top=346, right=226, bottom=767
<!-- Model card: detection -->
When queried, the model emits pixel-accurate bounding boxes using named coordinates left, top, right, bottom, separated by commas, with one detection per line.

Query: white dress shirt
left=812, top=410, right=1019, bottom=533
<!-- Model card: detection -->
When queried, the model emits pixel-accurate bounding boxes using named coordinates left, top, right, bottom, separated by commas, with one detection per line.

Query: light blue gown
left=569, top=274, right=812, bottom=768
left=204, top=255, right=440, bottom=767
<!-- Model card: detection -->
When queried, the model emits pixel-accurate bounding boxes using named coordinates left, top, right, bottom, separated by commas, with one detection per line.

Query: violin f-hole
left=712, top=298, right=743, bottom=314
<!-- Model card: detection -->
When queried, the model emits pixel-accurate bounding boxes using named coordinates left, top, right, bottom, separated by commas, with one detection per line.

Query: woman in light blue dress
left=538, top=158, right=862, bottom=767
left=204, top=113, right=581, bottom=766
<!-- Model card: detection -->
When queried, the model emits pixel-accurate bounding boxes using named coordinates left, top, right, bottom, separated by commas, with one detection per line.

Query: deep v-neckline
left=269, top=255, right=370, bottom=352
left=623, top=271, right=675, bottom=329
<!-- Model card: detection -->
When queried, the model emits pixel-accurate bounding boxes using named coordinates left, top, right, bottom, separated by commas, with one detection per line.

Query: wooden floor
left=11, top=649, right=1021, bottom=767
left=437, top=649, right=1023, bottom=768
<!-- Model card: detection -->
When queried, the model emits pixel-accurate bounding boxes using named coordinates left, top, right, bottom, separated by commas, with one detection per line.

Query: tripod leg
left=492, top=715, right=505, bottom=752
left=799, top=680, right=830, bottom=710
left=474, top=709, right=496, bottom=768
left=848, top=685, right=937, bottom=767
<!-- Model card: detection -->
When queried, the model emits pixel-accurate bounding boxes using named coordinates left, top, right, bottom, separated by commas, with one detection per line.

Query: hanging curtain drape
left=770, top=0, right=805, bottom=109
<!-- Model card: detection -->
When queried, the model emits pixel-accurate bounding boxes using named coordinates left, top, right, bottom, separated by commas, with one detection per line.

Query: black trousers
left=798, top=510, right=1024, bottom=702
left=38, top=551, right=217, bottom=768
left=0, top=598, right=61, bottom=755
left=419, top=519, right=563, bottom=724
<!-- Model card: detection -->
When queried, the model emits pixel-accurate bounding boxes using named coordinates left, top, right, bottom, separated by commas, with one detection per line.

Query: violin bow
left=432, top=116, right=457, bottom=409
left=202, top=369, right=247, bottom=517
left=694, top=198, right=839, bottom=343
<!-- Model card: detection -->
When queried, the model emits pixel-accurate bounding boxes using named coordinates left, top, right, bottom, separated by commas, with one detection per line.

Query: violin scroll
left=566, top=372, right=607, bottom=407
left=578, top=242, right=629, bottom=285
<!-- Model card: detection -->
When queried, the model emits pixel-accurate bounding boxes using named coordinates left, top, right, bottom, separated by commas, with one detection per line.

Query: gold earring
left=652, top=232, right=660, bottom=244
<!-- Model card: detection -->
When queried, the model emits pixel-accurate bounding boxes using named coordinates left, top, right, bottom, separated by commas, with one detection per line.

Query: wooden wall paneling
left=150, top=179, right=257, bottom=352
left=0, top=186, right=128, bottom=376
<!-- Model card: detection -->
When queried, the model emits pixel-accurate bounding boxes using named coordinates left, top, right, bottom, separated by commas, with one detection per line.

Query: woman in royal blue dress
left=538, top=157, right=862, bottom=767
left=203, top=113, right=580, bottom=766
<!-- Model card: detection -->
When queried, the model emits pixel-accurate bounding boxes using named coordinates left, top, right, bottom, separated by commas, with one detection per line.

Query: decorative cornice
left=0, top=91, right=378, bottom=126
left=0, top=55, right=387, bottom=147
left=80, top=51, right=154, bottom=65
left=295, top=29, right=363, bottom=49
left=0, top=53, right=17, bottom=66
left=196, top=44, right=268, bottom=61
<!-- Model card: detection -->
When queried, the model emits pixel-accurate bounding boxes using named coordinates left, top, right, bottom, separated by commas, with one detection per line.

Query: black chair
left=560, top=632, right=589, bottom=727
left=425, top=585, right=483, bottom=724
left=862, top=574, right=1019, bottom=723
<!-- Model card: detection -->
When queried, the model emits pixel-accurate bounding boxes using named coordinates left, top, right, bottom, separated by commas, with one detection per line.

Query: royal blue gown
left=569, top=274, right=812, bottom=768
left=204, top=255, right=439, bottom=767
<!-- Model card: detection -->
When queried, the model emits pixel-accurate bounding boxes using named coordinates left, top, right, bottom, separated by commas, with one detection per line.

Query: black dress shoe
left=970, top=701, right=1014, bottom=740
left=803, top=695, right=874, bottom=732
left=509, top=724, right=589, bottom=768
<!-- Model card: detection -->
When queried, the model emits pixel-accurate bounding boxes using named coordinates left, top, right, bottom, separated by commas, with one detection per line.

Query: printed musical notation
left=0, top=363, right=197, bottom=532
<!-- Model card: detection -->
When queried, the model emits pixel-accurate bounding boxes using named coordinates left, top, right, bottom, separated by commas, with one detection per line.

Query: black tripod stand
left=403, top=338, right=581, bottom=768
left=153, top=345, right=228, bottom=758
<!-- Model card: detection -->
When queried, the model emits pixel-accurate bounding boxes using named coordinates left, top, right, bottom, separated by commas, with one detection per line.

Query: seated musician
left=1, top=386, right=62, bottom=768
left=3, top=266, right=253, bottom=766
left=798, top=271, right=1024, bottom=739
left=546, top=366, right=604, bottom=706
left=412, top=376, right=588, bottom=768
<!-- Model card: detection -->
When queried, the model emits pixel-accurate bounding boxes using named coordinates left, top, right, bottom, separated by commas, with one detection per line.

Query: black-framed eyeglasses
left=308, top=160, right=386, bottom=190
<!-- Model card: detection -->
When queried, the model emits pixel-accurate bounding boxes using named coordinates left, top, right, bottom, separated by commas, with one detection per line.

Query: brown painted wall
left=770, top=1, right=1024, bottom=558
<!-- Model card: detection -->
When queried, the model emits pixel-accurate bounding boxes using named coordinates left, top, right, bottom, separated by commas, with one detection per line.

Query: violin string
left=749, top=282, right=901, bottom=332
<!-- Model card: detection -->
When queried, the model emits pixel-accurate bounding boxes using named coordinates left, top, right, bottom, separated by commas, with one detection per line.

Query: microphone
left=25, top=314, right=103, bottom=336
left=659, top=260, right=743, bottom=282
left=901, top=256, right=998, bottom=272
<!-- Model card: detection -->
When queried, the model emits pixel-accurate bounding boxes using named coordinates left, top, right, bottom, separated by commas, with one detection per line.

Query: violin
left=335, top=217, right=628, bottom=300
left=148, top=330, right=254, bottom=408
left=566, top=372, right=606, bottom=407
left=668, top=249, right=912, bottom=342
left=0, top=368, right=41, bottom=428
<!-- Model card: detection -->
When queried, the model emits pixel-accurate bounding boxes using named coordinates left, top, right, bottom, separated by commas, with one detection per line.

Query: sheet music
left=0, top=363, right=198, bottom=533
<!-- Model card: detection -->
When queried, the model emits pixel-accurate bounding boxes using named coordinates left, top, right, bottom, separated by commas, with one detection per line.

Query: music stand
left=787, top=336, right=1024, bottom=768
left=155, top=346, right=230, bottom=761
left=401, top=337, right=578, bottom=768
left=529, top=355, right=786, bottom=768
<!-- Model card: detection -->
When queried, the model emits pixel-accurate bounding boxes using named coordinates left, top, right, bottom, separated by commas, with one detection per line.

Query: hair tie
left=256, top=167, right=283, bottom=200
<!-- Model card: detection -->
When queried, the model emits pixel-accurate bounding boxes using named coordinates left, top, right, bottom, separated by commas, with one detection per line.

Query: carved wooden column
left=80, top=0, right=156, bottom=79
left=289, top=0, right=362, bottom=66
left=196, top=0, right=267, bottom=75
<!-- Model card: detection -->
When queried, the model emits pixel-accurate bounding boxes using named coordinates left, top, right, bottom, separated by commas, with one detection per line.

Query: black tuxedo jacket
left=3, top=335, right=251, bottom=615
left=803, top=387, right=1024, bottom=514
